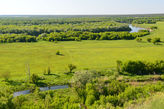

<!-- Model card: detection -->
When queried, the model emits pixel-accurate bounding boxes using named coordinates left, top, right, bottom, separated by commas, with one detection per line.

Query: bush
left=68, top=64, right=76, bottom=73
left=85, top=95, right=96, bottom=105
left=150, top=26, right=158, bottom=30
left=118, top=60, right=164, bottom=75
left=56, top=51, right=60, bottom=55
left=151, top=38, right=161, bottom=45
left=31, top=74, right=39, bottom=84
left=147, top=38, right=152, bottom=42
left=107, top=80, right=127, bottom=96
left=135, top=37, right=142, bottom=42
left=47, top=67, right=51, bottom=75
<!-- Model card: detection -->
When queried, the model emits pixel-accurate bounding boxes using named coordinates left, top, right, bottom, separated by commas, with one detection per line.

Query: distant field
left=0, top=39, right=164, bottom=78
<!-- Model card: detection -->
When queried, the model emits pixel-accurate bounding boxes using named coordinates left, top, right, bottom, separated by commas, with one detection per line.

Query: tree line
left=0, top=22, right=131, bottom=36
left=0, top=30, right=149, bottom=43
left=38, top=31, right=149, bottom=41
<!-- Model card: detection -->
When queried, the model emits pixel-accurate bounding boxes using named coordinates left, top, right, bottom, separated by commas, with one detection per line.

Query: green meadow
left=0, top=35, right=164, bottom=78
left=0, top=21, right=164, bottom=79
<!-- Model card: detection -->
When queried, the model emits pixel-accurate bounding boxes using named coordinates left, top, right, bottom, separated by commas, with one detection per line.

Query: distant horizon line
left=0, top=13, right=164, bottom=16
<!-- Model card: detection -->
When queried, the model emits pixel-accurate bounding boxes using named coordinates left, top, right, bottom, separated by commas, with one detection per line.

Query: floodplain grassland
left=0, top=39, right=164, bottom=79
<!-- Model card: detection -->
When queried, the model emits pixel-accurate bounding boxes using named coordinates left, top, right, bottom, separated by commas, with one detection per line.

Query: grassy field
left=0, top=39, right=164, bottom=78
left=0, top=22, right=164, bottom=78
left=127, top=92, right=164, bottom=109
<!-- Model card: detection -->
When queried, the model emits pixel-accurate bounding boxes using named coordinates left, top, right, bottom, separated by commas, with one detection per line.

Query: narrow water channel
left=13, top=85, right=69, bottom=97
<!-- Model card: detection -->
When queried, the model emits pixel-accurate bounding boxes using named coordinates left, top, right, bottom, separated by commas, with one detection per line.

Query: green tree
left=147, top=38, right=152, bottom=42
left=31, top=74, right=39, bottom=84
left=68, top=64, right=76, bottom=73
left=152, top=38, right=161, bottom=45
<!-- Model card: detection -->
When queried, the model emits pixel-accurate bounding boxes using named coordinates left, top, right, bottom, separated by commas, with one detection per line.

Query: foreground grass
left=128, top=92, right=164, bottom=109
left=0, top=39, right=164, bottom=78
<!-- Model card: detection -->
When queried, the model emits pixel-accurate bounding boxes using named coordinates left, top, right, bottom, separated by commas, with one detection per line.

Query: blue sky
left=0, top=0, right=164, bottom=15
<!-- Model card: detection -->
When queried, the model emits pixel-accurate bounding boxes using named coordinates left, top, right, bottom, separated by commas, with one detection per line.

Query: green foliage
left=85, top=95, right=96, bottom=105
left=147, top=38, right=152, bottom=42
left=151, top=38, right=161, bottom=44
left=150, top=26, right=158, bottom=30
left=107, top=80, right=127, bottom=96
left=119, top=60, right=164, bottom=75
left=47, top=67, right=51, bottom=75
left=56, top=51, right=60, bottom=55
left=136, top=37, right=142, bottom=42
left=31, top=74, right=39, bottom=84
left=0, top=34, right=37, bottom=43
left=68, top=64, right=76, bottom=73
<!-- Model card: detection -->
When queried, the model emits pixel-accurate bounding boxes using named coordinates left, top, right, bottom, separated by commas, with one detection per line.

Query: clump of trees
left=30, top=74, right=40, bottom=84
left=152, top=38, right=161, bottom=45
left=117, top=60, right=164, bottom=75
left=136, top=37, right=142, bottom=42
left=150, top=26, right=158, bottom=30
left=147, top=38, right=152, bottom=42
left=56, top=51, right=60, bottom=55
left=39, top=31, right=149, bottom=42
left=68, top=64, right=76, bottom=73
left=0, top=34, right=37, bottom=43
left=147, top=37, right=161, bottom=44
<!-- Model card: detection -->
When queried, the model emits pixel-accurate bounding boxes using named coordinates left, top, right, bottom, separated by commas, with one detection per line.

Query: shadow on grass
left=36, top=82, right=48, bottom=87
left=64, top=72, right=74, bottom=76
left=6, top=80, right=22, bottom=86
left=44, top=73, right=60, bottom=77
left=56, top=54, right=65, bottom=56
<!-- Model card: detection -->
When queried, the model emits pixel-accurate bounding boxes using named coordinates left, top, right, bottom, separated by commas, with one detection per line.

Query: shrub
left=107, top=80, right=127, bottom=96
left=151, top=38, right=161, bottom=45
left=135, top=37, right=142, bottom=42
left=75, top=37, right=81, bottom=41
left=68, top=64, right=76, bottom=73
left=56, top=51, right=60, bottom=55
left=85, top=95, right=96, bottom=105
left=147, top=38, right=152, bottom=42
left=118, top=60, right=164, bottom=75
left=150, top=26, right=158, bottom=30
left=31, top=74, right=39, bottom=84
left=47, top=67, right=51, bottom=75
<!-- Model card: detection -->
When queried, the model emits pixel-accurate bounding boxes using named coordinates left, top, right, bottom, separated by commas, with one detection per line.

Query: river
left=129, top=24, right=145, bottom=33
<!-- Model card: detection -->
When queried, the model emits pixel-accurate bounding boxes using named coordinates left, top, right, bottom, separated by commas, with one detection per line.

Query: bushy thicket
left=0, top=30, right=149, bottom=43
left=0, top=34, right=37, bottom=43
left=37, top=31, right=149, bottom=41
left=117, top=60, right=164, bottom=75
left=70, top=71, right=164, bottom=108
left=1, top=69, right=164, bottom=109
